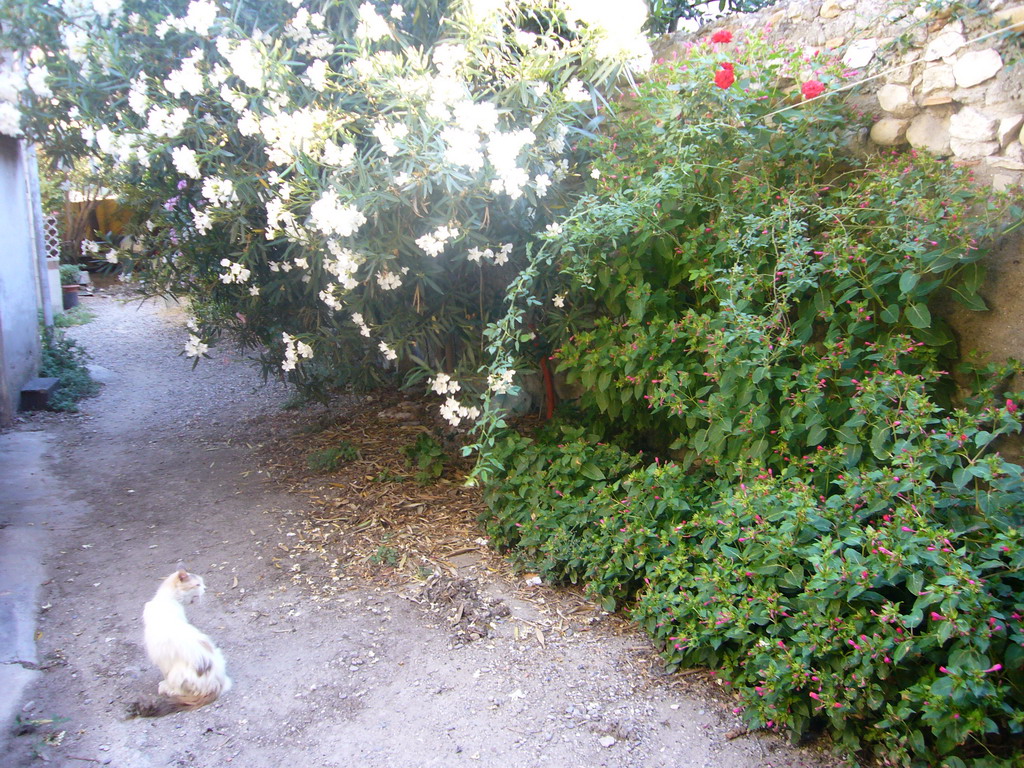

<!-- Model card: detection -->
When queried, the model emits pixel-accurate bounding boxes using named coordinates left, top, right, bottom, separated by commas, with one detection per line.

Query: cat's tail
left=126, top=689, right=221, bottom=718
left=125, top=696, right=189, bottom=718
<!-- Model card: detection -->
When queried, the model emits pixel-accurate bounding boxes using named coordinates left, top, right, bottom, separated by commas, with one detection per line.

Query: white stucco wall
left=0, top=136, right=41, bottom=426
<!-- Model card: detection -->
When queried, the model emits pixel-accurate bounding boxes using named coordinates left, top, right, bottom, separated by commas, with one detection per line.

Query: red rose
left=711, top=29, right=733, bottom=44
left=801, top=79, right=826, bottom=99
left=714, top=66, right=736, bottom=89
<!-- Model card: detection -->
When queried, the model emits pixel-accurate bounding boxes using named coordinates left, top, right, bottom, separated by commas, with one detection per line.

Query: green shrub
left=402, top=433, right=449, bottom=484
left=38, top=326, right=99, bottom=411
left=482, top=28, right=1024, bottom=767
left=306, top=440, right=360, bottom=473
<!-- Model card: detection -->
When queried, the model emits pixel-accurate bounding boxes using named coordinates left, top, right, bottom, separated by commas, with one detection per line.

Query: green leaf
left=905, top=303, right=931, bottom=329
left=899, top=271, right=920, bottom=295
left=806, top=423, right=827, bottom=446
left=881, top=304, right=901, bottom=324
left=580, top=462, right=605, bottom=482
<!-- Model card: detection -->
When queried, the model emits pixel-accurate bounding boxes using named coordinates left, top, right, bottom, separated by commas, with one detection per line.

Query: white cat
left=128, top=567, right=232, bottom=717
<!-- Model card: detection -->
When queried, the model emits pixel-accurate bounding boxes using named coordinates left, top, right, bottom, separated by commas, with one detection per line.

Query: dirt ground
left=3, top=293, right=845, bottom=768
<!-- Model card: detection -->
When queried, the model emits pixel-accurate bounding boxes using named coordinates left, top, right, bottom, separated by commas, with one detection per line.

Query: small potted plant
left=60, top=263, right=83, bottom=310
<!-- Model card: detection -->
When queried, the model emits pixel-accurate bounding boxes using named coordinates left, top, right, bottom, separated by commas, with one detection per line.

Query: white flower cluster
left=376, top=267, right=408, bottom=291
left=416, top=224, right=459, bottom=257
left=146, top=105, right=190, bottom=138
left=559, top=0, right=652, bottom=71
left=355, top=2, right=391, bottom=43
left=185, top=334, right=209, bottom=358
left=191, top=207, right=212, bottom=235
left=171, top=145, right=201, bottom=179
left=303, top=60, right=329, bottom=92
left=487, top=369, right=516, bottom=394
left=81, top=239, right=100, bottom=257
left=219, top=258, right=251, bottom=283
left=440, top=397, right=480, bottom=427
left=466, top=242, right=514, bottom=266
left=310, top=189, right=366, bottom=238
left=259, top=106, right=327, bottom=165
left=215, top=37, right=264, bottom=90
left=324, top=241, right=364, bottom=290
left=26, top=66, right=53, bottom=99
left=322, top=140, right=356, bottom=168
left=351, top=312, right=372, bottom=337
left=156, top=0, right=218, bottom=36
left=164, top=48, right=205, bottom=99
left=378, top=341, right=398, bottom=361
left=430, top=373, right=461, bottom=395
left=202, top=176, right=237, bottom=207
left=562, top=78, right=590, bottom=103
left=281, top=332, right=314, bottom=371
left=487, top=128, right=536, bottom=199
left=372, top=120, right=408, bottom=157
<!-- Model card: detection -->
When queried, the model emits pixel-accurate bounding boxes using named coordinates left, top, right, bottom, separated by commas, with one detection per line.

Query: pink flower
left=1007, top=399, right=1018, bottom=414
left=801, top=79, right=826, bottom=99
left=711, top=29, right=733, bottom=44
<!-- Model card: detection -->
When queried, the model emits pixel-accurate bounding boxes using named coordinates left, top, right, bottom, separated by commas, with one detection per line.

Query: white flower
left=26, top=66, right=52, bottom=98
left=415, top=224, right=459, bottom=257
left=552, top=293, right=566, bottom=308
left=355, top=2, right=390, bottom=42
left=171, top=146, right=201, bottom=179
left=545, top=222, right=563, bottom=236
left=218, top=258, right=250, bottom=283
left=372, top=120, right=408, bottom=157
left=146, top=106, right=190, bottom=138
left=430, top=373, right=461, bottom=395
left=322, top=140, right=356, bottom=168
left=249, top=285, right=260, bottom=296
left=185, top=334, right=208, bottom=358
left=202, top=176, right=237, bottom=207
left=128, top=76, right=149, bottom=116
left=182, top=0, right=219, bottom=35
left=303, top=59, right=329, bottom=91
left=0, top=102, right=23, bottom=138
left=590, top=167, right=601, bottom=179
left=378, top=341, right=398, bottom=361
left=81, top=239, right=101, bottom=256
left=534, top=173, right=551, bottom=197
left=216, top=37, right=264, bottom=89
left=351, top=311, right=372, bottom=336
left=319, top=287, right=343, bottom=311
left=281, top=331, right=314, bottom=371
left=191, top=207, right=212, bottom=235
left=105, top=250, right=120, bottom=264
left=390, top=4, right=405, bottom=19
left=562, top=78, right=590, bottom=103
left=488, top=369, right=516, bottom=394
left=376, top=270, right=403, bottom=291
left=164, top=49, right=205, bottom=98
left=310, top=189, right=367, bottom=238
left=439, top=396, right=481, bottom=427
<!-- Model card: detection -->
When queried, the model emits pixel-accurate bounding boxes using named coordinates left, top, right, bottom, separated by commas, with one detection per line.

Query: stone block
left=949, top=107, right=998, bottom=142
left=952, top=49, right=1003, bottom=88
left=986, top=155, right=1024, bottom=171
left=998, top=114, right=1024, bottom=149
left=923, top=29, right=965, bottom=61
left=870, top=118, right=909, bottom=146
left=820, top=0, right=843, bottom=19
left=907, top=113, right=952, bottom=156
left=842, top=38, right=878, bottom=69
left=950, top=137, right=1000, bottom=160
left=921, top=63, right=955, bottom=94
left=877, top=84, right=916, bottom=117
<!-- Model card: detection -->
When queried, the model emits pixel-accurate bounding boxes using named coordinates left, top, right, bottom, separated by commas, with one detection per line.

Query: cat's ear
left=175, top=563, right=188, bottom=580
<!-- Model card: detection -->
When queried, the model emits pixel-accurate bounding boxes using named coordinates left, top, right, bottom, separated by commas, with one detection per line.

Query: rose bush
left=482, top=28, right=1024, bottom=767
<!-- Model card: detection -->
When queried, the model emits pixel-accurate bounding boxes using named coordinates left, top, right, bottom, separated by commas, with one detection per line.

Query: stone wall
left=657, top=0, right=1024, bottom=367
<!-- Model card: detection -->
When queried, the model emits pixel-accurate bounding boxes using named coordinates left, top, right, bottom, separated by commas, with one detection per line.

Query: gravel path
left=3, top=293, right=842, bottom=767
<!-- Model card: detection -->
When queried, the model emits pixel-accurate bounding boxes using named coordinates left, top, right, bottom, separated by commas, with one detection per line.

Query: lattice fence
left=44, top=215, right=62, bottom=260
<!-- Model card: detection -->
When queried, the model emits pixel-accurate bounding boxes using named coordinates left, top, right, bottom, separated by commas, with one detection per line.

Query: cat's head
left=170, top=566, right=206, bottom=604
